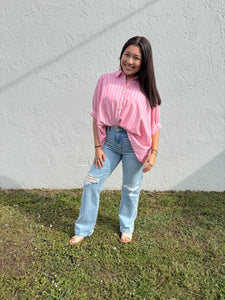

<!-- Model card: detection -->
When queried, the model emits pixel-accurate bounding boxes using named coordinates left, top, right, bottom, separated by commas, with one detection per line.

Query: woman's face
left=121, top=45, right=142, bottom=81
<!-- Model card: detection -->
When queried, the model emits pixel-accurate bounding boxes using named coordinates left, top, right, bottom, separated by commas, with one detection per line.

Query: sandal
left=70, top=235, right=84, bottom=244
left=121, top=232, right=132, bottom=243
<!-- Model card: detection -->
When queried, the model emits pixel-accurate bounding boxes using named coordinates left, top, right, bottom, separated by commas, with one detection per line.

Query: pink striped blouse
left=91, top=70, right=161, bottom=164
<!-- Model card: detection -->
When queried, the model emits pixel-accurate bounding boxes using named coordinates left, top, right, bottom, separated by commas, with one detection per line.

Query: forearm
left=93, top=118, right=105, bottom=168
left=151, top=130, right=160, bottom=151
left=93, top=118, right=101, bottom=146
left=143, top=130, right=160, bottom=172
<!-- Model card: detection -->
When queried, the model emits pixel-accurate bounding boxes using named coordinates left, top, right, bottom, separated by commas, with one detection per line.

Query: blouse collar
left=115, top=70, right=138, bottom=81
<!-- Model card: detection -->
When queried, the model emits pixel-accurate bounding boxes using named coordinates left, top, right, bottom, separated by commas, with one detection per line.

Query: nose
left=127, top=57, right=133, bottom=64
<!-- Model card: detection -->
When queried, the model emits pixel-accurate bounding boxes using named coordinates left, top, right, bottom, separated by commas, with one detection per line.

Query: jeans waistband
left=106, top=126, right=125, bottom=132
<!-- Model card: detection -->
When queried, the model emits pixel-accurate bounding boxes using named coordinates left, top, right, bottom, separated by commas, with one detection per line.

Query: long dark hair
left=120, top=36, right=161, bottom=109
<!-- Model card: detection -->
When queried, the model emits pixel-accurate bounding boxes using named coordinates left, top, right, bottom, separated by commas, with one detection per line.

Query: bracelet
left=151, top=148, right=158, bottom=153
left=151, top=149, right=158, bottom=156
left=151, top=152, right=157, bottom=156
left=95, top=145, right=101, bottom=148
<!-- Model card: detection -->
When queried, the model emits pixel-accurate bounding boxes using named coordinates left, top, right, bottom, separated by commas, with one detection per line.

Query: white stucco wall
left=0, top=0, right=224, bottom=191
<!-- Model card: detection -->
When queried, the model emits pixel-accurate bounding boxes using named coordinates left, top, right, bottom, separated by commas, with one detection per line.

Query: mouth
left=124, top=64, right=134, bottom=71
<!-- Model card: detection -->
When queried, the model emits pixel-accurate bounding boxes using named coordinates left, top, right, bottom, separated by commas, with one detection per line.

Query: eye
left=124, top=53, right=129, bottom=57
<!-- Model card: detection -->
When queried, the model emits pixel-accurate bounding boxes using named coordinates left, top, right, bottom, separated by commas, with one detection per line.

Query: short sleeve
left=151, top=104, right=162, bottom=135
left=90, top=75, right=103, bottom=119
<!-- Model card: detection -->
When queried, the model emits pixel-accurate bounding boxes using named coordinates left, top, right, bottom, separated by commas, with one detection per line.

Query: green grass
left=0, top=189, right=224, bottom=299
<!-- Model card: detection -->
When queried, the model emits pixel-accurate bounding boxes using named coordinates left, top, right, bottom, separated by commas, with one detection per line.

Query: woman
left=70, top=36, right=162, bottom=244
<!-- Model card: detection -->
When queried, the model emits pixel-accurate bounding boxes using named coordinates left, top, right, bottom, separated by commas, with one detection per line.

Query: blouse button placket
left=117, top=83, right=126, bottom=124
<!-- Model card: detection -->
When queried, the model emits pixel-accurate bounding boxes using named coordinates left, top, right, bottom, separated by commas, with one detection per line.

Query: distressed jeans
left=75, top=126, right=143, bottom=237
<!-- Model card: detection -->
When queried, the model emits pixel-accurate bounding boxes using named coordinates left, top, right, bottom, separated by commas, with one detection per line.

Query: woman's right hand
left=94, top=147, right=106, bottom=169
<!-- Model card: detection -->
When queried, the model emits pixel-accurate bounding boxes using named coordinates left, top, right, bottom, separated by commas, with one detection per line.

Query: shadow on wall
left=0, top=0, right=159, bottom=93
left=0, top=176, right=22, bottom=189
left=173, top=151, right=225, bottom=191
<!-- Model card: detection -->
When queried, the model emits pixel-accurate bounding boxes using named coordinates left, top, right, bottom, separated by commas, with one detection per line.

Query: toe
left=70, top=235, right=84, bottom=244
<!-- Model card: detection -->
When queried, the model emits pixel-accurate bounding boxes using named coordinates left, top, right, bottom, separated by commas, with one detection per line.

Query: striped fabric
left=91, top=70, right=161, bottom=163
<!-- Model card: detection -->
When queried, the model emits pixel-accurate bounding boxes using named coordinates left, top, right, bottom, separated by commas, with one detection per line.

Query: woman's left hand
left=142, top=153, right=157, bottom=173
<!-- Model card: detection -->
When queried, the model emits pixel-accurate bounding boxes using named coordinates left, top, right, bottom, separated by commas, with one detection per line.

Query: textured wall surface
left=1, top=0, right=224, bottom=191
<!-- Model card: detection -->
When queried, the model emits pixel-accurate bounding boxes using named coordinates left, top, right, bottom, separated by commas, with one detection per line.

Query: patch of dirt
left=0, top=231, right=35, bottom=277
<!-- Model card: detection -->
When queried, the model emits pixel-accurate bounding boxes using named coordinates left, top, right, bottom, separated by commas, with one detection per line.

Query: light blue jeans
left=75, top=126, right=143, bottom=237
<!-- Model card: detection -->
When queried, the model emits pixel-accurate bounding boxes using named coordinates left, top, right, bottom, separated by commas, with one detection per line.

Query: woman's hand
left=94, top=147, right=106, bottom=169
left=142, top=152, right=157, bottom=173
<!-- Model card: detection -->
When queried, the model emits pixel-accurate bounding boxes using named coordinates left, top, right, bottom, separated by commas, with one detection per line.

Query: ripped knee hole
left=124, top=184, right=139, bottom=192
left=84, top=174, right=100, bottom=185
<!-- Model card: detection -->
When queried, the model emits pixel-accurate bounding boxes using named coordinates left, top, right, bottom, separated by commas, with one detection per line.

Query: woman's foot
left=121, top=232, right=132, bottom=243
left=70, top=235, right=84, bottom=244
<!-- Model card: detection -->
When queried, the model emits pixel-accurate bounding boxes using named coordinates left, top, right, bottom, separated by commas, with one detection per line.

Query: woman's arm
left=93, top=118, right=106, bottom=169
left=142, top=130, right=160, bottom=173
left=93, top=118, right=101, bottom=147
